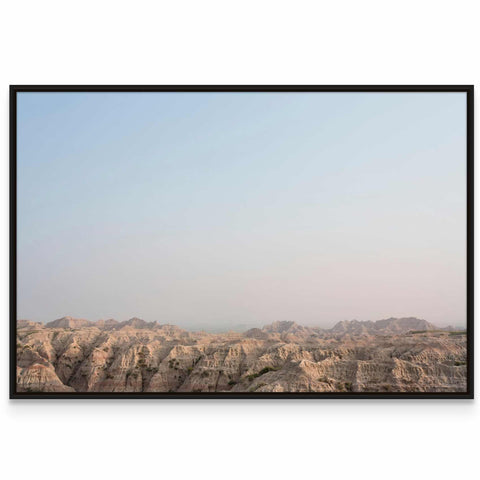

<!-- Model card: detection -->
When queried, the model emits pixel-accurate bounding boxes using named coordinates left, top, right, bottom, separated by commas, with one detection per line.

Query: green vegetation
left=168, top=358, right=181, bottom=369
left=228, top=380, right=237, bottom=386
left=411, top=330, right=432, bottom=334
left=137, top=349, right=147, bottom=367
left=410, top=329, right=466, bottom=336
left=24, top=330, right=41, bottom=335
left=336, top=381, right=353, bottom=392
left=247, top=366, right=279, bottom=381
left=455, top=360, right=467, bottom=366
left=318, top=376, right=332, bottom=384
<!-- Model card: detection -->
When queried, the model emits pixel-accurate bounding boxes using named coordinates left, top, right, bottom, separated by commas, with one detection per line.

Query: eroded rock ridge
left=16, top=317, right=467, bottom=393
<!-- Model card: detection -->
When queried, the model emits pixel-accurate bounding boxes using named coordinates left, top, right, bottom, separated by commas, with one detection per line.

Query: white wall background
left=0, top=1, right=478, bottom=479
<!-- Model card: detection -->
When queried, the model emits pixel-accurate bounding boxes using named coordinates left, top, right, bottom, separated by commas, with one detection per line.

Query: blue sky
left=17, top=92, right=467, bottom=328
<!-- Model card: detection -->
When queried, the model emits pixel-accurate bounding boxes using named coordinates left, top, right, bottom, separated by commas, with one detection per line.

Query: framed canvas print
left=10, top=85, right=473, bottom=399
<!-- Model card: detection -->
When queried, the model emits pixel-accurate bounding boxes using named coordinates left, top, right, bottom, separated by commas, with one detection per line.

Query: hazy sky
left=17, top=92, right=466, bottom=328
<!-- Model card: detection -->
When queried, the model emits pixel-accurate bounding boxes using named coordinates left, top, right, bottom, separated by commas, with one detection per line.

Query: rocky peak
left=94, top=319, right=119, bottom=330
left=45, top=317, right=91, bottom=329
left=119, top=317, right=156, bottom=330
left=261, top=320, right=318, bottom=337
left=373, top=317, right=437, bottom=333
left=330, top=317, right=438, bottom=335
left=17, top=320, right=44, bottom=329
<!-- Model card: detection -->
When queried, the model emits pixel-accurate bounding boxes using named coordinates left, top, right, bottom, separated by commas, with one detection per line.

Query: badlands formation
left=16, top=317, right=467, bottom=393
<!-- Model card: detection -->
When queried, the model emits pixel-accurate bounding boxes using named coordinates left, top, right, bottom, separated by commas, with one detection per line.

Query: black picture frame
left=10, top=85, right=474, bottom=400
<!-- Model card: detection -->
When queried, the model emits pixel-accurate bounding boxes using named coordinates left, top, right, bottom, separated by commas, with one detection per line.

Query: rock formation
left=16, top=317, right=467, bottom=393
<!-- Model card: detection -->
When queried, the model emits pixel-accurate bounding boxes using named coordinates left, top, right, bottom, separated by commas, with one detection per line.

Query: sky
left=16, top=91, right=467, bottom=329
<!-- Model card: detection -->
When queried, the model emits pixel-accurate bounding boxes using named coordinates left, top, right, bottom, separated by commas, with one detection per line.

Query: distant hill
left=262, top=320, right=315, bottom=335
left=34, top=315, right=447, bottom=336
left=17, top=320, right=44, bottom=329
left=116, top=317, right=157, bottom=330
left=330, top=317, right=438, bottom=335
left=45, top=316, right=91, bottom=329
left=42, top=316, right=188, bottom=333
left=330, top=319, right=375, bottom=335
left=94, top=319, right=119, bottom=330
